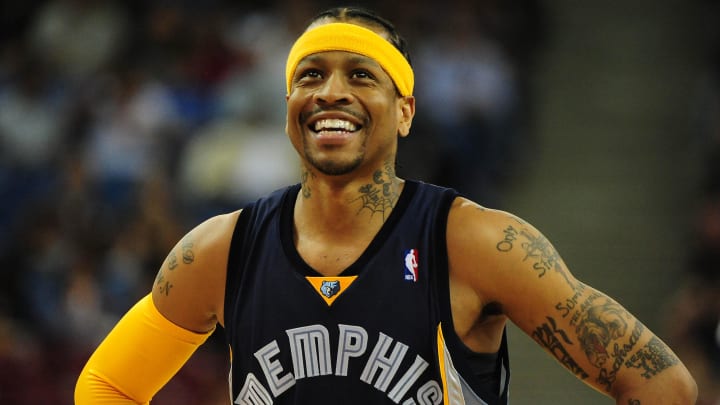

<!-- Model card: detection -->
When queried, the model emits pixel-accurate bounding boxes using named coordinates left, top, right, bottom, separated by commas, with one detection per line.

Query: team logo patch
left=320, top=280, right=340, bottom=298
left=306, top=276, right=358, bottom=306
left=403, top=248, right=419, bottom=282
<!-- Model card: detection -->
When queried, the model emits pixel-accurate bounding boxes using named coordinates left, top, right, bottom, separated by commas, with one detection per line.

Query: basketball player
left=75, top=6, right=697, bottom=404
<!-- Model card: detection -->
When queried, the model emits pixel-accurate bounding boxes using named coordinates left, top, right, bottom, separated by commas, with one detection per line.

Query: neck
left=291, top=162, right=404, bottom=276
left=295, top=163, right=403, bottom=231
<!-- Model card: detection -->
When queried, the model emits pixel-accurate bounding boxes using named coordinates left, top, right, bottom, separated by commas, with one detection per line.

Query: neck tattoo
left=353, top=162, right=399, bottom=221
left=300, top=169, right=314, bottom=199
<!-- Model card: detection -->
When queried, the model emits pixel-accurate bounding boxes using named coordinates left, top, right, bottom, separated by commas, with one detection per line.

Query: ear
left=397, top=96, right=415, bottom=138
left=285, top=94, right=290, bottom=136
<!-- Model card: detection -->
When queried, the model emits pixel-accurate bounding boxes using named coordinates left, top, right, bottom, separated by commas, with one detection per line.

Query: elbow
left=679, top=369, right=699, bottom=405
left=657, top=365, right=698, bottom=405
left=613, top=365, right=698, bottom=404
left=668, top=361, right=699, bottom=404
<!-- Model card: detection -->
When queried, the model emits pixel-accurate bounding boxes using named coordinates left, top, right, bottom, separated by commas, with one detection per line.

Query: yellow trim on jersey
left=437, top=323, right=467, bottom=404
left=437, top=324, right=449, bottom=404
left=305, top=276, right=358, bottom=306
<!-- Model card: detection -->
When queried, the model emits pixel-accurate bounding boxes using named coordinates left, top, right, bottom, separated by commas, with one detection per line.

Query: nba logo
left=403, top=249, right=419, bottom=282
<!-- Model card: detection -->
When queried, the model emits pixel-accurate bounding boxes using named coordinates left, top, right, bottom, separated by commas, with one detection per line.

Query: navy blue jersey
left=224, top=180, right=510, bottom=404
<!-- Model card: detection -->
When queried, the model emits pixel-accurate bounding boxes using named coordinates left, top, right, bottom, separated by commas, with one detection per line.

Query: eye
left=351, top=69, right=374, bottom=80
left=296, top=68, right=323, bottom=82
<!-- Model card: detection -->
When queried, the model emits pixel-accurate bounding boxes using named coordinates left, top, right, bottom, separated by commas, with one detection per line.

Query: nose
left=313, top=72, right=354, bottom=105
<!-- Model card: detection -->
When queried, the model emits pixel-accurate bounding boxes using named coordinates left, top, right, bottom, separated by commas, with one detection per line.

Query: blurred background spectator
left=0, top=0, right=716, bottom=404
left=665, top=2, right=720, bottom=403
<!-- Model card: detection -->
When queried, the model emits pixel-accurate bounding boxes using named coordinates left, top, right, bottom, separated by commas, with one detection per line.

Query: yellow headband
left=286, top=22, right=414, bottom=97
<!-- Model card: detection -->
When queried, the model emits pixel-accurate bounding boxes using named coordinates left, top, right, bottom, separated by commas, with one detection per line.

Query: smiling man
left=75, top=6, right=697, bottom=405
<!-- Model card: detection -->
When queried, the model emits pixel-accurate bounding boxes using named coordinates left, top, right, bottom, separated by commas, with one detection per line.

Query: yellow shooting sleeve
left=74, top=294, right=214, bottom=404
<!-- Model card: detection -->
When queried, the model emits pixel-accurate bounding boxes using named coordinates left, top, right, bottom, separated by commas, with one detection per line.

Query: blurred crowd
left=665, top=2, right=720, bottom=404
left=2, top=0, right=718, bottom=404
left=0, top=0, right=544, bottom=403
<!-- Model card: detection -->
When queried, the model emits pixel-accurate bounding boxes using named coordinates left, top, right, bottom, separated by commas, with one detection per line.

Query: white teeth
left=313, top=118, right=357, bottom=132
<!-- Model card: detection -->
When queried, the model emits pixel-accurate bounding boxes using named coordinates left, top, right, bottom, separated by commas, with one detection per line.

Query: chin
left=305, top=149, right=364, bottom=176
left=309, top=157, right=363, bottom=176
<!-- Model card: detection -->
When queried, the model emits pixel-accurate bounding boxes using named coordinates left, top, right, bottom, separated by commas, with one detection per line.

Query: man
left=75, top=6, right=697, bottom=404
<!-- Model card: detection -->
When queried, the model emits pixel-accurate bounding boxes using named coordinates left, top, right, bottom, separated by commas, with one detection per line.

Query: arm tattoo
left=624, top=336, right=679, bottom=379
left=532, top=317, right=589, bottom=379
left=495, top=225, right=573, bottom=285
left=167, top=251, right=178, bottom=270
left=520, top=229, right=565, bottom=281
left=554, top=288, right=651, bottom=392
left=496, top=225, right=519, bottom=252
left=555, top=282, right=588, bottom=318
left=596, top=321, right=644, bottom=391
left=576, top=298, right=632, bottom=368
left=156, top=235, right=195, bottom=296
left=165, top=235, right=195, bottom=270
left=181, top=238, right=195, bottom=264
left=353, top=162, right=399, bottom=220
left=561, top=293, right=645, bottom=392
left=155, top=270, right=173, bottom=296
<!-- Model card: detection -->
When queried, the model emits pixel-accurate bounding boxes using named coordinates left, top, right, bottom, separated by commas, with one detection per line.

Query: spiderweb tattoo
left=353, top=164, right=399, bottom=220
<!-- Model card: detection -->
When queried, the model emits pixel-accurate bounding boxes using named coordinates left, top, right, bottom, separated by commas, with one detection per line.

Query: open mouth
left=309, top=118, right=362, bottom=135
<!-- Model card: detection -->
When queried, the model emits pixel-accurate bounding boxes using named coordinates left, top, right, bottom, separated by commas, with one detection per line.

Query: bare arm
left=447, top=198, right=697, bottom=404
left=152, top=210, right=239, bottom=331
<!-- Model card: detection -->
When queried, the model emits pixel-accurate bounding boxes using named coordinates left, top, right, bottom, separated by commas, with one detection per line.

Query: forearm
left=75, top=294, right=214, bottom=404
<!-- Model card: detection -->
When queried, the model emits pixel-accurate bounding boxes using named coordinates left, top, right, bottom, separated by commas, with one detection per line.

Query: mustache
left=299, top=106, right=366, bottom=125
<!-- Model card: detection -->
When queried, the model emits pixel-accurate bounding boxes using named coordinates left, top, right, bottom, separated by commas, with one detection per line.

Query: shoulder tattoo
left=155, top=234, right=196, bottom=296
left=495, top=224, right=573, bottom=286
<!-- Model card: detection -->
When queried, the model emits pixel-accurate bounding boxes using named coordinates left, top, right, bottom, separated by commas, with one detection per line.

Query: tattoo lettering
left=532, top=317, right=589, bottom=380
left=155, top=270, right=173, bottom=296
left=597, top=321, right=644, bottom=392
left=520, top=230, right=565, bottom=281
left=166, top=236, right=195, bottom=269
left=496, top=225, right=519, bottom=252
left=353, top=165, right=398, bottom=220
left=166, top=251, right=178, bottom=270
left=551, top=285, right=658, bottom=392
left=555, top=283, right=587, bottom=318
left=564, top=295, right=644, bottom=392
left=181, top=239, right=195, bottom=264
left=625, top=336, right=679, bottom=379
left=567, top=292, right=602, bottom=327
left=158, top=236, right=195, bottom=297
left=496, top=224, right=572, bottom=285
